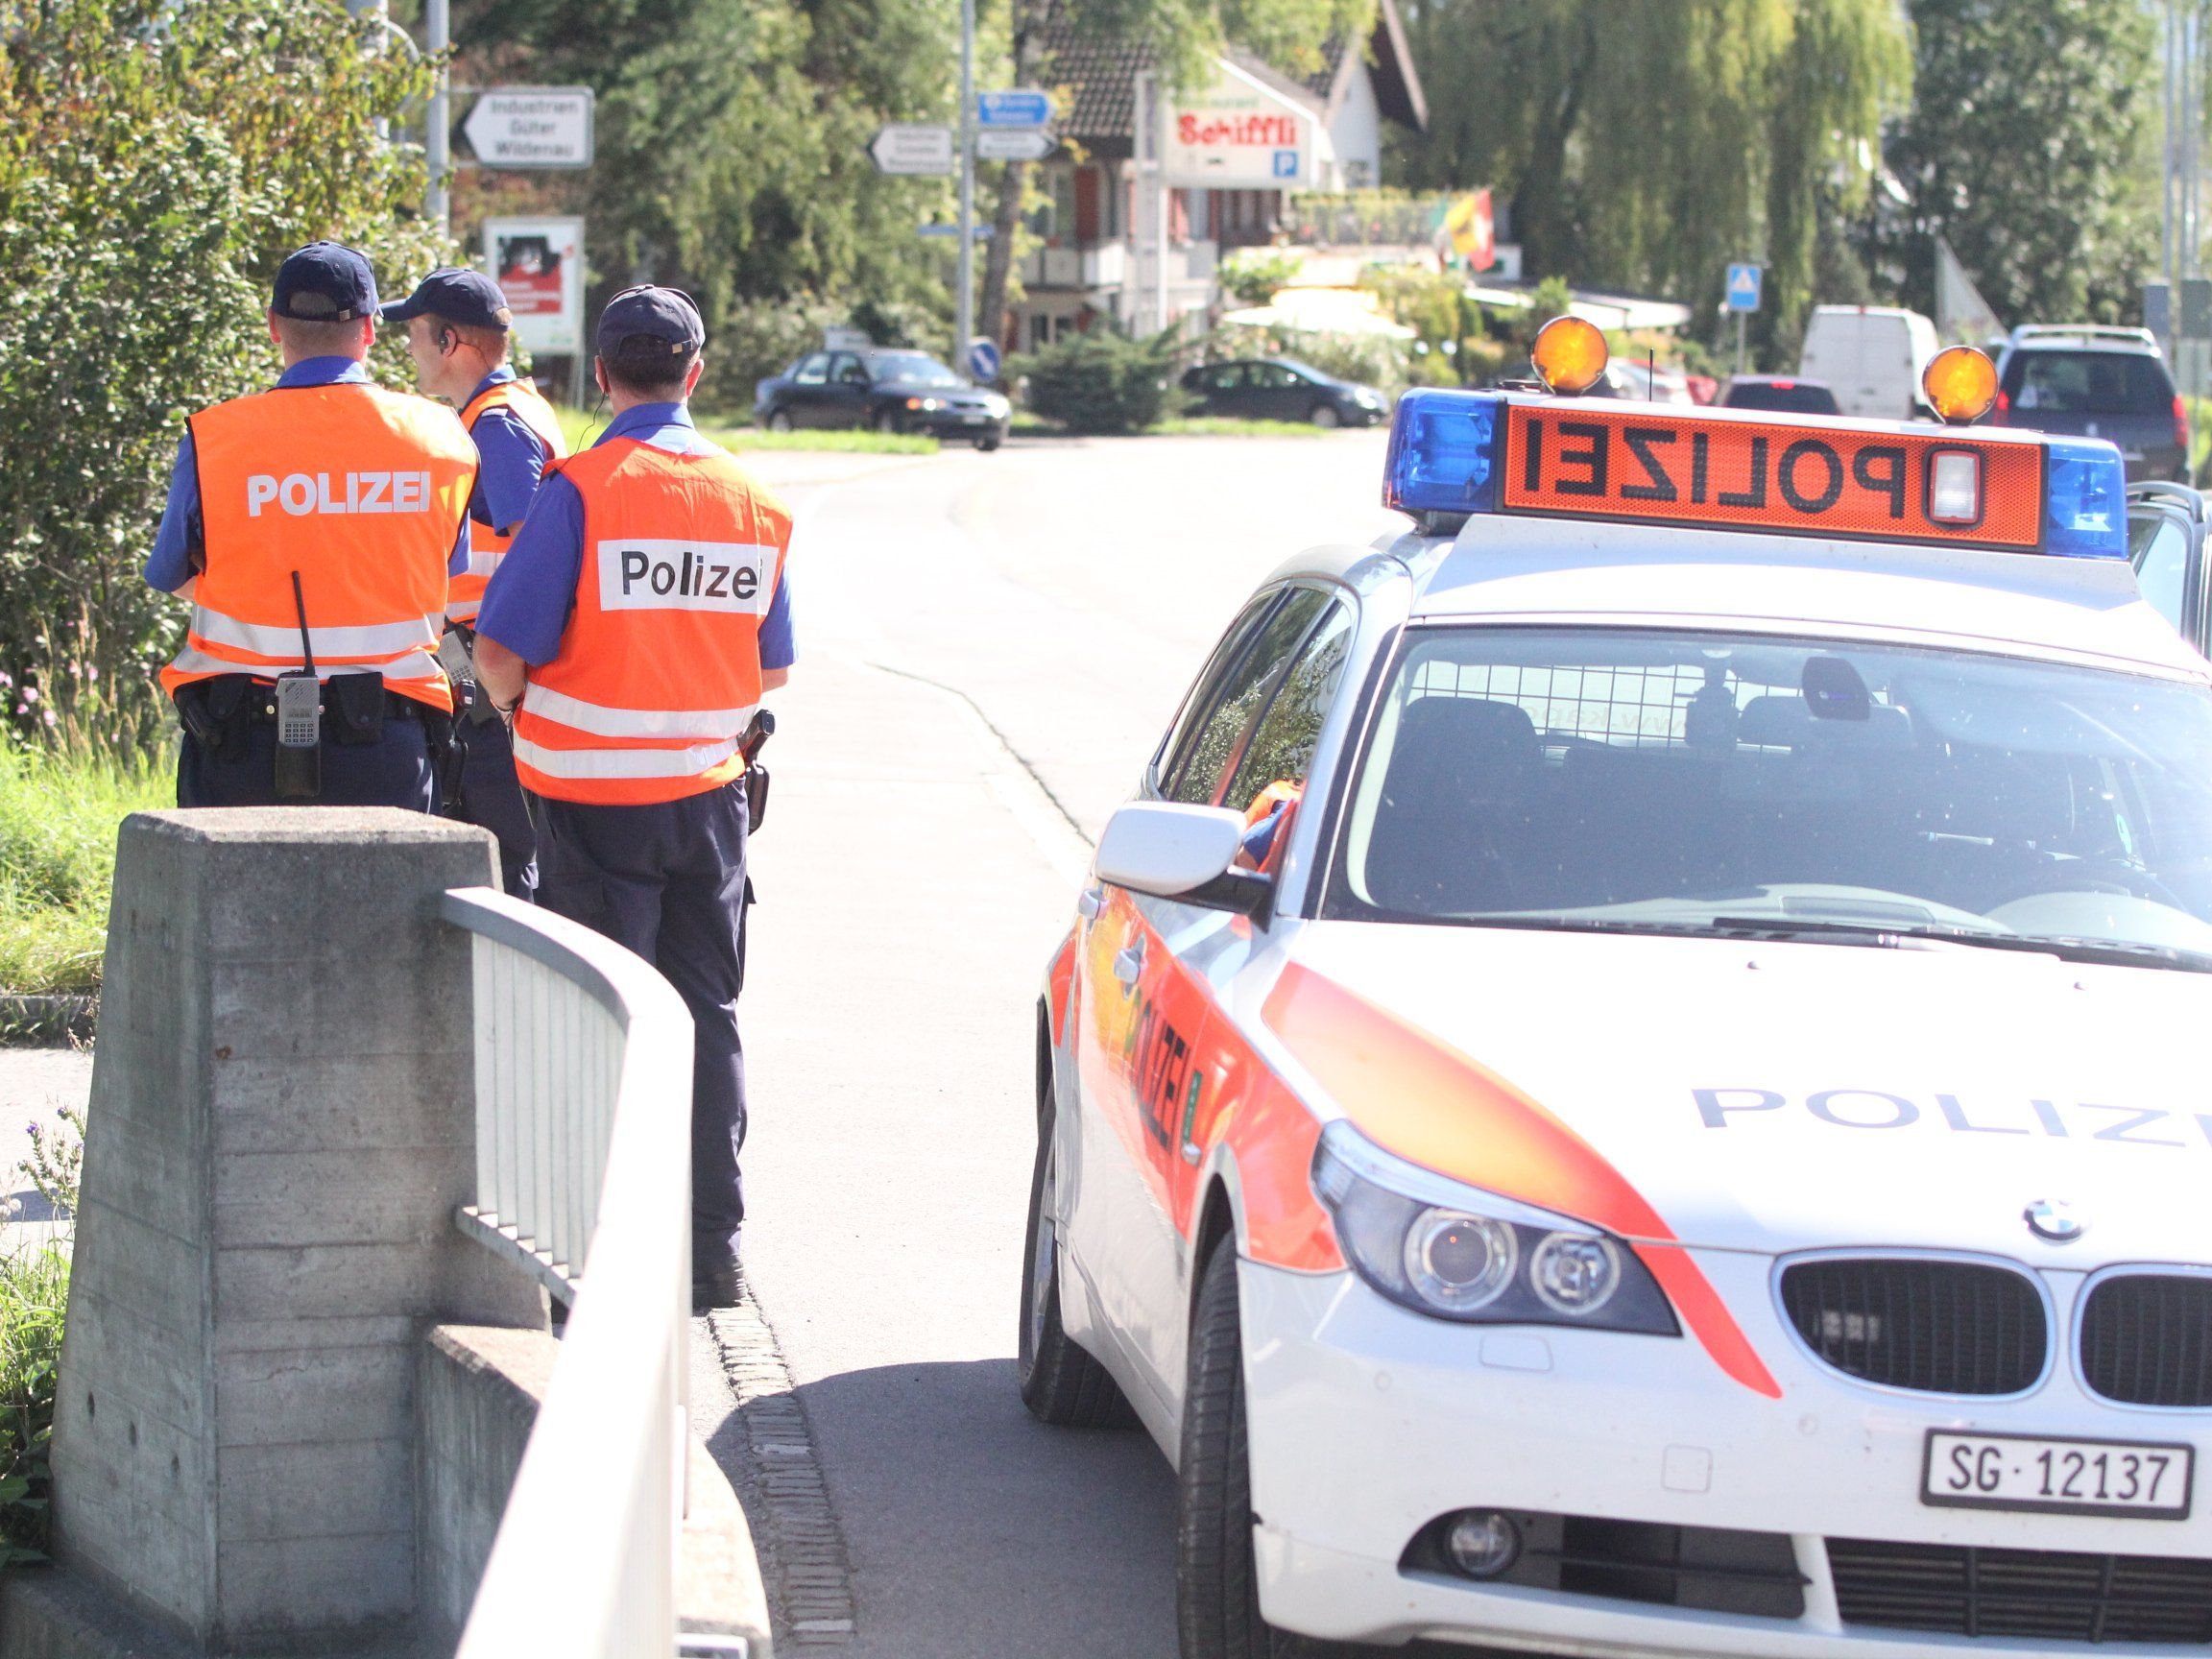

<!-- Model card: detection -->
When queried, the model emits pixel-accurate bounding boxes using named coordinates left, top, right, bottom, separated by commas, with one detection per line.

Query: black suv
left=1994, top=326, right=2187, bottom=483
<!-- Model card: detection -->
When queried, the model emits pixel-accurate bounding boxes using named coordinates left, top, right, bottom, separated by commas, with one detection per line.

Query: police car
left=1019, top=321, right=2212, bottom=1657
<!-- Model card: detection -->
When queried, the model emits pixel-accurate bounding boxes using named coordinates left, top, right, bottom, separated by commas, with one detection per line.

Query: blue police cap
left=380, top=267, right=514, bottom=330
left=271, top=241, right=379, bottom=325
left=596, top=285, right=705, bottom=360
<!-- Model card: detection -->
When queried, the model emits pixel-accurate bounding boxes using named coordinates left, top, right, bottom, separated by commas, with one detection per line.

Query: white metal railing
left=440, top=887, right=697, bottom=1657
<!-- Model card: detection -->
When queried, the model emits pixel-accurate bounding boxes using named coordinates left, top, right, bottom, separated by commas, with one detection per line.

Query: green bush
left=1014, top=330, right=1183, bottom=435
left=0, top=0, right=448, bottom=761
left=1218, top=248, right=1307, bottom=307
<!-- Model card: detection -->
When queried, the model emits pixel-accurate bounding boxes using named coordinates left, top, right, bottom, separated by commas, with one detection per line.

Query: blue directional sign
left=967, top=339, right=1002, bottom=383
left=977, top=89, right=1052, bottom=129
left=1726, top=262, right=1764, bottom=313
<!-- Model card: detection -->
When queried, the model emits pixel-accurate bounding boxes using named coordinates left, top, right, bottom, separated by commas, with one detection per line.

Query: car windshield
left=1328, top=626, right=2212, bottom=969
left=1272, top=358, right=1326, bottom=383
left=2007, top=350, right=2174, bottom=417
left=869, top=352, right=963, bottom=388
left=1726, top=381, right=1838, bottom=415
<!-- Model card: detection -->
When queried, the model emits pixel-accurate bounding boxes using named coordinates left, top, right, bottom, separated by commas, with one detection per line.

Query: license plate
left=1924, top=1431, right=2193, bottom=1519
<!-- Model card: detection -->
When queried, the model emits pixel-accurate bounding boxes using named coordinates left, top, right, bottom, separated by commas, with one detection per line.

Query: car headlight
left=1354, top=388, right=1383, bottom=407
left=1310, top=1120, right=1677, bottom=1334
left=905, top=397, right=943, bottom=412
left=983, top=395, right=1010, bottom=417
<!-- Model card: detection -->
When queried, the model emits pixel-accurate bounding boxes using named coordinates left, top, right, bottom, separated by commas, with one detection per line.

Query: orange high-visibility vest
left=513, top=436, right=791, bottom=805
left=449, top=377, right=567, bottom=625
left=163, top=382, right=477, bottom=713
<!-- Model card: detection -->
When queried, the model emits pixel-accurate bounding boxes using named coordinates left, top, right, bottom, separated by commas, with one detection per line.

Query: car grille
left=2080, top=1274, right=2212, bottom=1407
left=1829, top=1538, right=2212, bottom=1644
left=1779, top=1257, right=2046, bottom=1395
left=1403, top=1512, right=1805, bottom=1619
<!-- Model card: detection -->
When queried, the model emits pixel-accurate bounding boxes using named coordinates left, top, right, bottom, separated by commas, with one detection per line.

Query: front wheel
left=875, top=409, right=902, bottom=434
left=1018, top=1083, right=1136, bottom=1428
left=1309, top=403, right=1341, bottom=429
left=766, top=411, right=795, bottom=433
left=1179, top=1239, right=1357, bottom=1659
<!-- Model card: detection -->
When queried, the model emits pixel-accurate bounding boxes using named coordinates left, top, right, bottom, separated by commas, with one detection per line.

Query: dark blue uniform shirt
left=464, top=367, right=555, bottom=535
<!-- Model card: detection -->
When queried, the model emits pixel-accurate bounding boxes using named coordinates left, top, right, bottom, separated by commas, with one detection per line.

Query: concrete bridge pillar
left=47, top=808, right=541, bottom=1655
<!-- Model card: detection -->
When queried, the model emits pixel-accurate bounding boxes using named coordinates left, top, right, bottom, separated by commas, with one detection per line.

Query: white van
left=1797, top=304, right=1939, bottom=420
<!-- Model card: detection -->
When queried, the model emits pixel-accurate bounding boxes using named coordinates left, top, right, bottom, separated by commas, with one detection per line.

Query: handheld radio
left=272, top=571, right=322, bottom=800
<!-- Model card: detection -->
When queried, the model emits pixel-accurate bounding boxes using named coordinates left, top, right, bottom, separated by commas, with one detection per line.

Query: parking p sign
left=1726, top=263, right=1763, bottom=314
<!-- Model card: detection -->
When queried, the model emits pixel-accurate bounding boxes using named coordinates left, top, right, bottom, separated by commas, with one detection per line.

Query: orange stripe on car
left=1262, top=962, right=1781, bottom=1399
left=1046, top=931, right=1076, bottom=1046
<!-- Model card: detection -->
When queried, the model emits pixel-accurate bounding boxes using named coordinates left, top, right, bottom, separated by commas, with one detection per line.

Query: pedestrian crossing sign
left=1726, top=263, right=1763, bottom=313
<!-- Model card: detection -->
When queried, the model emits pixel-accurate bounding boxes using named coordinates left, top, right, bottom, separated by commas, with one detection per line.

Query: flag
left=1936, top=236, right=2004, bottom=346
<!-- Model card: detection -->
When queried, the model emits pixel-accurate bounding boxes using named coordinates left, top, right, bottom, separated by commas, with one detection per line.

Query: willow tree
left=1392, top=0, right=1911, bottom=361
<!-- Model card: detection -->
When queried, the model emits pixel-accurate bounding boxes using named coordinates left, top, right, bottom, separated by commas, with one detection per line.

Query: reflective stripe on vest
left=164, top=382, right=477, bottom=713
left=514, top=435, right=791, bottom=805
left=448, top=378, right=568, bottom=624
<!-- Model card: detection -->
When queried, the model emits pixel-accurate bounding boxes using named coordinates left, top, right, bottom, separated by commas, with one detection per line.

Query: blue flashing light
left=2041, top=437, right=2128, bottom=560
left=1382, top=390, right=1504, bottom=517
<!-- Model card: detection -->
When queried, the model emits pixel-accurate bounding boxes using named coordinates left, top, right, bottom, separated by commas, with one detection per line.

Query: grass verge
left=554, top=406, right=937, bottom=456
left=0, top=749, right=168, bottom=998
left=0, top=1105, right=77, bottom=1566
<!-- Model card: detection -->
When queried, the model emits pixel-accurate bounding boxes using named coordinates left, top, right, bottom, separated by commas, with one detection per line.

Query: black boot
left=692, top=1245, right=743, bottom=1313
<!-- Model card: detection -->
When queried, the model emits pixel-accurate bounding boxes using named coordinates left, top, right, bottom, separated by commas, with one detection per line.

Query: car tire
left=976, top=437, right=1002, bottom=452
left=1018, top=1084, right=1137, bottom=1429
left=1310, top=403, right=1341, bottom=429
left=766, top=411, right=795, bottom=433
left=1179, top=1238, right=1358, bottom=1659
left=875, top=409, right=902, bottom=434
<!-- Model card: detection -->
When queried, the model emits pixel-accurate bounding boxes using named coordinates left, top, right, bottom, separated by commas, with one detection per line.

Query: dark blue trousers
left=531, top=781, right=750, bottom=1260
left=451, top=703, right=539, bottom=900
left=177, top=722, right=437, bottom=811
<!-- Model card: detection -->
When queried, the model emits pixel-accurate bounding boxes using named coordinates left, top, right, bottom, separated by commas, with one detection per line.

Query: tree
left=1856, top=0, right=2157, bottom=327
left=456, top=0, right=961, bottom=397
left=1387, top=0, right=1911, bottom=364
left=972, top=0, right=1372, bottom=351
left=0, top=0, right=445, bottom=754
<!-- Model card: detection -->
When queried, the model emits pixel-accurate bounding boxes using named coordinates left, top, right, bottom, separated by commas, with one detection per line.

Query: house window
left=1343, top=159, right=1373, bottom=188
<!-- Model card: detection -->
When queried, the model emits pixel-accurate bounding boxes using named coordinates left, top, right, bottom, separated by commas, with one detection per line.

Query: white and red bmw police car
left=1020, top=328, right=2212, bottom=1657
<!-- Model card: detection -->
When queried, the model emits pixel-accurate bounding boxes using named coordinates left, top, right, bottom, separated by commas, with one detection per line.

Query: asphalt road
left=721, top=432, right=1406, bottom=1657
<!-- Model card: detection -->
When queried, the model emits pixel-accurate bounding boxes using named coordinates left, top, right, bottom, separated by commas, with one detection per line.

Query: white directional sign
left=870, top=124, right=955, bottom=176
left=463, top=88, right=594, bottom=168
left=975, top=129, right=1055, bottom=162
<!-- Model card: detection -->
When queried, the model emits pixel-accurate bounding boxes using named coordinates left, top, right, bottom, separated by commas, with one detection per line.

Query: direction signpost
left=976, top=89, right=1052, bottom=128
left=975, top=129, right=1055, bottom=162
left=870, top=124, right=956, bottom=176
left=1725, top=261, right=1763, bottom=374
left=967, top=339, right=1002, bottom=384
left=463, top=87, right=595, bottom=168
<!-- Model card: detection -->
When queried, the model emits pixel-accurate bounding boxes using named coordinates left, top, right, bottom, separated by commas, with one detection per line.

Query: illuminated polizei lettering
left=599, top=539, right=770, bottom=613
left=1695, top=1089, right=2208, bottom=1149
left=245, top=471, right=433, bottom=517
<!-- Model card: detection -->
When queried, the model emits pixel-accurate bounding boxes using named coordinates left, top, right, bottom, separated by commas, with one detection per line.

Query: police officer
left=382, top=267, right=568, bottom=897
left=145, top=242, right=477, bottom=809
left=472, top=287, right=794, bottom=1311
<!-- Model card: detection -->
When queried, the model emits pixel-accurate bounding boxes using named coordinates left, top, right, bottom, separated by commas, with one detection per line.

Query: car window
left=829, top=353, right=869, bottom=386
left=1329, top=626, right=2212, bottom=964
left=1225, top=602, right=1353, bottom=812
left=2007, top=351, right=2175, bottom=416
left=1725, top=381, right=1839, bottom=415
left=1154, top=593, right=1279, bottom=789
left=1253, top=363, right=1302, bottom=390
left=871, top=352, right=963, bottom=388
left=793, top=353, right=830, bottom=386
left=1166, top=588, right=1333, bottom=805
left=1203, top=364, right=1247, bottom=392
left=2131, top=509, right=2194, bottom=634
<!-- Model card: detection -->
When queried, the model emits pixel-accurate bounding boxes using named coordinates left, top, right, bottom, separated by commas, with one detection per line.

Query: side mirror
left=1095, top=802, right=1271, bottom=917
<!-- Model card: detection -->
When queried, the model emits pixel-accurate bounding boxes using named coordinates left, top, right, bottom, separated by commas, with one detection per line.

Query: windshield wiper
left=1709, top=916, right=2212, bottom=973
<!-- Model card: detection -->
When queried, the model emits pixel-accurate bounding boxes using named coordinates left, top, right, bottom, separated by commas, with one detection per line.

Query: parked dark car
left=1994, top=326, right=2187, bottom=483
left=755, top=349, right=1010, bottom=449
left=2129, top=481, right=2211, bottom=654
left=1179, top=358, right=1388, bottom=427
left=1720, top=375, right=1840, bottom=415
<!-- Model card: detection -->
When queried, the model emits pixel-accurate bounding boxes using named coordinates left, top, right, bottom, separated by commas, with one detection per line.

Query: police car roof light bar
left=1382, top=390, right=2132, bottom=561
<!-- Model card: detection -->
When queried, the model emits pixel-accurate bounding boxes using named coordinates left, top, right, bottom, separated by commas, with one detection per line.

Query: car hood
left=1262, top=922, right=2212, bottom=1263
left=887, top=384, right=998, bottom=408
